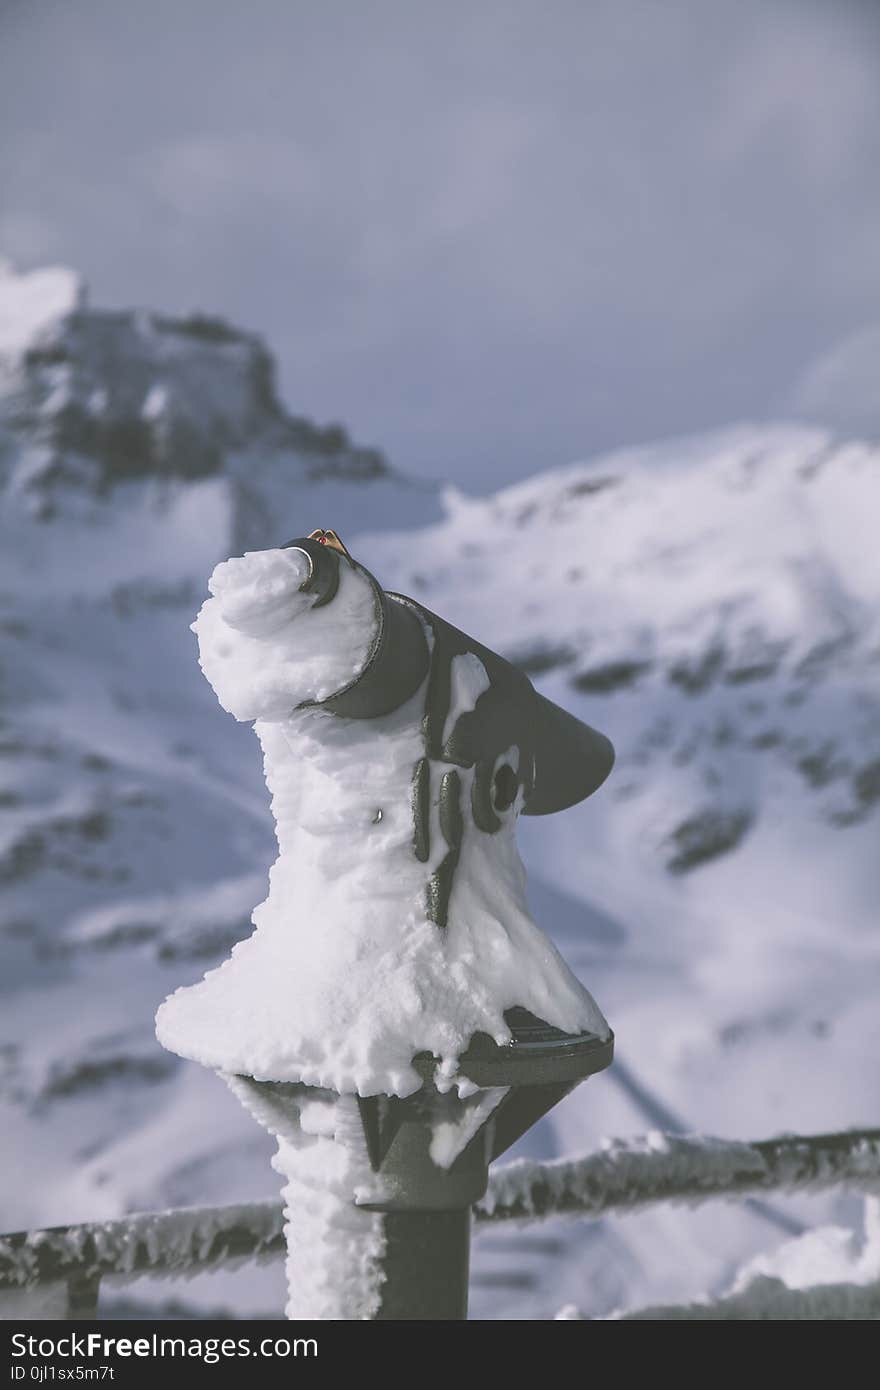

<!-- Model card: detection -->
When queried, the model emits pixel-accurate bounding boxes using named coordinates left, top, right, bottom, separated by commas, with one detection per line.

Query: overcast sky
left=2, top=0, right=879, bottom=489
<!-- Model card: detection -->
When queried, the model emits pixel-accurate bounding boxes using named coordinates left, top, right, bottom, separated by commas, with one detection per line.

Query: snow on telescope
left=157, top=526, right=614, bottom=1097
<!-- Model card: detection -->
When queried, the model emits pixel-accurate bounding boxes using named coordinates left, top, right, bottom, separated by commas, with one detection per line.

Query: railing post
left=226, top=1015, right=612, bottom=1320
left=66, top=1271, right=101, bottom=1320
left=375, top=1210, right=471, bottom=1320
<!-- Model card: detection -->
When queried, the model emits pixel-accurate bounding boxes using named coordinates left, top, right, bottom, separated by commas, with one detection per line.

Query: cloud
left=146, top=135, right=317, bottom=212
left=0, top=211, right=59, bottom=265
left=710, top=8, right=879, bottom=182
left=785, top=325, right=880, bottom=440
left=2, top=0, right=880, bottom=486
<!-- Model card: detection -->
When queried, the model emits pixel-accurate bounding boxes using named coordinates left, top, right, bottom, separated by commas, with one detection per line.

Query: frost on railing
left=475, top=1126, right=880, bottom=1224
left=0, top=1200, right=284, bottom=1317
left=2, top=1127, right=879, bottom=1318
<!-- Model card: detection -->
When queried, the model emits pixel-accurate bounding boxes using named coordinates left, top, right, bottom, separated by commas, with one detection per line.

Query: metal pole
left=227, top=1016, right=612, bottom=1320
left=376, top=1210, right=470, bottom=1320
left=66, top=1271, right=100, bottom=1320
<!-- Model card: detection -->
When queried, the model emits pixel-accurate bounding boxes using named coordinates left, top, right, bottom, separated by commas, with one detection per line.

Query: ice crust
left=156, top=546, right=608, bottom=1097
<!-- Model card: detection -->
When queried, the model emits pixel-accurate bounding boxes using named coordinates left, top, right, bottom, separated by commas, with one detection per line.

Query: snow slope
left=1, top=260, right=878, bottom=1318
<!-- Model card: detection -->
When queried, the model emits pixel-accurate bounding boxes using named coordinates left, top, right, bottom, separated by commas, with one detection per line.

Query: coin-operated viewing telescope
left=156, top=528, right=615, bottom=1320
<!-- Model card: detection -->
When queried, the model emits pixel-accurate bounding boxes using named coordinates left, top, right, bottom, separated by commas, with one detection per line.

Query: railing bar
left=476, top=1126, right=880, bottom=1224
left=2, top=1127, right=879, bottom=1290
left=0, top=1202, right=286, bottom=1289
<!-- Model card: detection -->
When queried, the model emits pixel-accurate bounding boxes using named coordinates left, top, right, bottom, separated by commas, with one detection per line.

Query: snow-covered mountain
left=366, top=426, right=880, bottom=1313
left=1, top=261, right=878, bottom=1319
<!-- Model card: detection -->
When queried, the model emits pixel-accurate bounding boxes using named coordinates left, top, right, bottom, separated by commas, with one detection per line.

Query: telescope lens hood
left=523, top=692, right=615, bottom=814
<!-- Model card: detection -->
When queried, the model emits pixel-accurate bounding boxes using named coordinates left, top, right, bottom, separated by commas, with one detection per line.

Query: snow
left=608, top=1273, right=880, bottom=1319
left=441, top=653, right=492, bottom=747
left=157, top=544, right=608, bottom=1096
left=141, top=384, right=168, bottom=422
left=554, top=1303, right=584, bottom=1319
left=553, top=1197, right=880, bottom=1318
left=430, top=1088, right=509, bottom=1169
left=730, top=1196, right=880, bottom=1293
left=0, top=260, right=83, bottom=359
left=606, top=1200, right=880, bottom=1318
left=192, top=547, right=378, bottom=715
left=226, top=1077, right=386, bottom=1319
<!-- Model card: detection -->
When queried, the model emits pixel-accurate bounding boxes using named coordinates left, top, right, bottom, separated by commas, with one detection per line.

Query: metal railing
left=2, top=1126, right=879, bottom=1321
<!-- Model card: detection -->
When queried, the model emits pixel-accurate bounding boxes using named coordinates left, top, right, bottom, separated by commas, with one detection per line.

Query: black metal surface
left=377, top=1210, right=471, bottom=1320
left=402, top=592, right=615, bottom=817
left=321, top=586, right=429, bottom=719
left=355, top=1086, right=492, bottom=1212
left=282, top=535, right=340, bottom=609
left=488, top=1082, right=577, bottom=1162
left=426, top=768, right=464, bottom=927
left=413, top=1009, right=614, bottom=1090
left=66, top=1272, right=101, bottom=1320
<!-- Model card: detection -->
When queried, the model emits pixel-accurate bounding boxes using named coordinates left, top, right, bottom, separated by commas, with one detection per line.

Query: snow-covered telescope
left=157, top=528, right=616, bottom=1320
